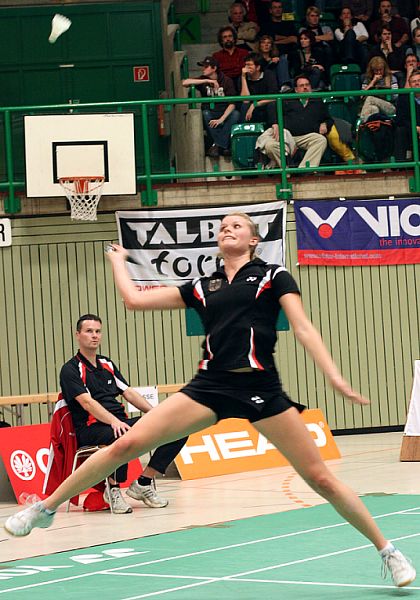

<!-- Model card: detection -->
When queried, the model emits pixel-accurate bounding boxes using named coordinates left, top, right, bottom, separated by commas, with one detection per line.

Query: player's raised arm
left=105, top=244, right=186, bottom=311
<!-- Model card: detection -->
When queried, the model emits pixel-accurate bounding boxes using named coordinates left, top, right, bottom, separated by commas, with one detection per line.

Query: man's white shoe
left=126, top=481, right=168, bottom=508
left=4, top=502, right=55, bottom=537
left=103, top=487, right=133, bottom=514
left=382, top=548, right=416, bottom=587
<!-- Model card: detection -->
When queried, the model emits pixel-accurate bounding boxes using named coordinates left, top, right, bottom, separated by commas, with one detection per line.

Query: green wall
left=0, top=2, right=169, bottom=178
left=1, top=208, right=419, bottom=431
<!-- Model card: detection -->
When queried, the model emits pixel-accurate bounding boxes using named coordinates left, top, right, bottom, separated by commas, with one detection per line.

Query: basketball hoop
left=59, top=176, right=105, bottom=221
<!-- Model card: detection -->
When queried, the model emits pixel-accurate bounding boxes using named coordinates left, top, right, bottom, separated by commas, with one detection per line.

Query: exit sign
left=133, top=66, right=150, bottom=82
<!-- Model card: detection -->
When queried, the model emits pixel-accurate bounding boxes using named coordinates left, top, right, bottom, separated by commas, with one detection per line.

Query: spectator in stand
left=259, top=0, right=298, bottom=56
left=369, top=24, right=405, bottom=82
left=370, top=0, right=410, bottom=47
left=394, top=68, right=420, bottom=161
left=402, top=53, right=419, bottom=86
left=257, top=34, right=291, bottom=87
left=283, top=75, right=357, bottom=168
left=182, top=56, right=240, bottom=159
left=289, top=30, right=328, bottom=90
left=335, top=7, right=369, bottom=70
left=213, top=26, right=249, bottom=92
left=299, top=6, right=334, bottom=75
left=360, top=55, right=399, bottom=121
left=342, top=0, right=373, bottom=24
left=239, top=0, right=259, bottom=23
left=407, top=26, right=420, bottom=62
left=411, top=3, right=420, bottom=32
left=255, top=0, right=273, bottom=27
left=240, top=53, right=279, bottom=138
left=228, top=2, right=260, bottom=51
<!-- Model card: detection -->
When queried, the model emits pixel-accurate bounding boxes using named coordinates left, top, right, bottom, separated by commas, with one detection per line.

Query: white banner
left=116, top=201, right=286, bottom=288
left=0, top=218, right=12, bottom=247
left=404, top=361, right=420, bottom=436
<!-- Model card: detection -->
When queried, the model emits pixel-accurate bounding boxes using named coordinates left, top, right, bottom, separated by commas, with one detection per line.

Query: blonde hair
left=366, top=56, right=392, bottom=87
left=257, top=35, right=279, bottom=58
left=220, top=212, right=260, bottom=259
left=306, top=5, right=320, bottom=16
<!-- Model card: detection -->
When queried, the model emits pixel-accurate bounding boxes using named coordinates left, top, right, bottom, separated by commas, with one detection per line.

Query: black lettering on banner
left=121, top=209, right=282, bottom=250
left=118, top=204, right=286, bottom=283
left=0, top=223, right=4, bottom=243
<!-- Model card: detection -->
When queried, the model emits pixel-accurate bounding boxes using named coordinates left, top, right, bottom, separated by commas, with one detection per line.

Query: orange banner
left=174, top=409, right=340, bottom=480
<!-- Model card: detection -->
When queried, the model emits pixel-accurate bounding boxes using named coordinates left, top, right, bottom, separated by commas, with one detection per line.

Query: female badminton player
left=4, top=213, right=416, bottom=587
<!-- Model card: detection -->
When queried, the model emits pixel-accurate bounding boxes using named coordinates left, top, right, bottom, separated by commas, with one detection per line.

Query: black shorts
left=181, top=369, right=306, bottom=423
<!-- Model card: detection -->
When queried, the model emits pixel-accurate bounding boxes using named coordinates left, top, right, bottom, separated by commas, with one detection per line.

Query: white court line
left=119, top=531, right=420, bottom=599
left=1, top=504, right=419, bottom=595
left=234, top=577, right=420, bottom=590
left=111, top=573, right=213, bottom=581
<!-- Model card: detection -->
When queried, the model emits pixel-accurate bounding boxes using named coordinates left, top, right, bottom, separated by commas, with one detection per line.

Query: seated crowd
left=182, top=0, right=420, bottom=168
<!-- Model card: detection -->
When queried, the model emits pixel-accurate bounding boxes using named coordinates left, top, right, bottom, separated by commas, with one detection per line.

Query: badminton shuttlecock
left=49, top=14, right=72, bottom=44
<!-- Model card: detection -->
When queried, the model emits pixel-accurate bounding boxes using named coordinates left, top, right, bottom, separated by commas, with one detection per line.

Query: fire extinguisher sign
left=133, top=66, right=150, bottom=82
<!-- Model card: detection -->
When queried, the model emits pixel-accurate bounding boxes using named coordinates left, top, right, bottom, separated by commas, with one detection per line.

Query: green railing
left=1, top=87, right=420, bottom=212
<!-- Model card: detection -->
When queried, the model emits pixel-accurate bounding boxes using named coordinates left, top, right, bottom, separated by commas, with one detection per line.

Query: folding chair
left=66, top=445, right=114, bottom=513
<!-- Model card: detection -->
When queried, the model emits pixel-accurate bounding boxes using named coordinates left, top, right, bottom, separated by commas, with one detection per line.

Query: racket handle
left=105, top=244, right=141, bottom=266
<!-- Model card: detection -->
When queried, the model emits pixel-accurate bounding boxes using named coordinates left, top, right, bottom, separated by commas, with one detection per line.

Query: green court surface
left=1, top=496, right=419, bottom=599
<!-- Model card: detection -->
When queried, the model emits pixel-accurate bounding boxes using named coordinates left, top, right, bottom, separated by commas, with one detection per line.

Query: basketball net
left=59, top=176, right=105, bottom=221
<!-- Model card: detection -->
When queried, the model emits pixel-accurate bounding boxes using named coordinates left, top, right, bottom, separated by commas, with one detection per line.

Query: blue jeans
left=202, top=109, right=240, bottom=150
left=274, top=55, right=291, bottom=87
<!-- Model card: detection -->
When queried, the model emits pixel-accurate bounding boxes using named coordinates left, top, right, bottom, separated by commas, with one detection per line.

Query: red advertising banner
left=0, top=424, right=142, bottom=503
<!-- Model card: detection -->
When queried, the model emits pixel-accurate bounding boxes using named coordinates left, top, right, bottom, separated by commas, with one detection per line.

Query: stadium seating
left=330, top=63, right=361, bottom=92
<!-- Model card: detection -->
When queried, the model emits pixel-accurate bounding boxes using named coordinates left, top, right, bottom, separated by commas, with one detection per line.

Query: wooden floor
left=1, top=432, right=419, bottom=563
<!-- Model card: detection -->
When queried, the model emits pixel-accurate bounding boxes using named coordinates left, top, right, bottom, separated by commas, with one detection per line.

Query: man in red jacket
left=213, top=26, right=249, bottom=92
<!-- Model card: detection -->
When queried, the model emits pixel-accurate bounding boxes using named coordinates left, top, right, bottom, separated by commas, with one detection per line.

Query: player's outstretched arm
left=280, top=292, right=370, bottom=406
left=106, top=244, right=185, bottom=311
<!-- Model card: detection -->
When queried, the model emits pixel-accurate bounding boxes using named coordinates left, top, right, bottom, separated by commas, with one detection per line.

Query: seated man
left=283, top=75, right=357, bottom=169
left=259, top=0, right=297, bottom=56
left=212, top=26, right=249, bottom=92
left=60, top=313, right=187, bottom=513
left=402, top=53, right=419, bottom=87
left=370, top=0, right=409, bottom=47
left=240, top=52, right=279, bottom=140
left=394, top=69, right=420, bottom=161
left=182, top=56, right=240, bottom=158
left=368, top=24, right=405, bottom=81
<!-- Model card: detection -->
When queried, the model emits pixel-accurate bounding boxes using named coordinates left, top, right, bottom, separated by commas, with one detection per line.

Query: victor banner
left=294, top=198, right=420, bottom=266
left=116, top=201, right=286, bottom=287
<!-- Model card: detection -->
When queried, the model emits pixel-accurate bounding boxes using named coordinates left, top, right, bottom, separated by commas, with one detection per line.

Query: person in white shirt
left=335, top=7, right=369, bottom=71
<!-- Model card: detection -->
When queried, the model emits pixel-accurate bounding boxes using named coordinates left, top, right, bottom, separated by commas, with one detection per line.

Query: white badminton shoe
left=382, top=548, right=416, bottom=587
left=126, top=481, right=168, bottom=508
left=103, top=486, right=133, bottom=514
left=4, top=502, right=55, bottom=537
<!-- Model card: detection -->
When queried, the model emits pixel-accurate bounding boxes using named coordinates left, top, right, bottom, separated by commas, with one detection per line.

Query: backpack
left=357, top=113, right=395, bottom=162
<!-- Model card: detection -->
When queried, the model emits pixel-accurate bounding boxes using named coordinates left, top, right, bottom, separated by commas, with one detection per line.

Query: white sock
left=379, top=542, right=396, bottom=557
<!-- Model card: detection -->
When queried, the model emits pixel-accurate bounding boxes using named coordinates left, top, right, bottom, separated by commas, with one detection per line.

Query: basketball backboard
left=24, top=113, right=136, bottom=197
